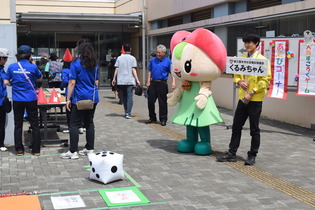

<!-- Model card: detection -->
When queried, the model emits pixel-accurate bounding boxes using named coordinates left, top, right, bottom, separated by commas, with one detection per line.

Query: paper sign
left=106, top=190, right=141, bottom=203
left=50, top=195, right=86, bottom=209
left=0, top=195, right=41, bottom=210
left=268, top=40, right=289, bottom=99
left=99, top=187, right=150, bottom=207
left=226, top=56, right=268, bottom=76
left=297, top=42, right=315, bottom=96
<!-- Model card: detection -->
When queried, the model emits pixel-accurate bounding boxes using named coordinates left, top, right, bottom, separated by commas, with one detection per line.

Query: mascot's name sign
left=226, top=57, right=268, bottom=76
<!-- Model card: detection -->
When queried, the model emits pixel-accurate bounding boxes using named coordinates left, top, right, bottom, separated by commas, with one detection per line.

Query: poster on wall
left=297, top=40, right=315, bottom=96
left=268, top=40, right=289, bottom=99
left=257, top=41, right=264, bottom=55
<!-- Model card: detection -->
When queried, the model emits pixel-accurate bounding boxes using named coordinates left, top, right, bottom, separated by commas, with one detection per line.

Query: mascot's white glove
left=194, top=81, right=212, bottom=110
left=167, top=87, right=183, bottom=107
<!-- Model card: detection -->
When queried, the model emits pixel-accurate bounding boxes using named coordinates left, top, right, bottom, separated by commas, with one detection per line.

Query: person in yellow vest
left=217, top=32, right=271, bottom=165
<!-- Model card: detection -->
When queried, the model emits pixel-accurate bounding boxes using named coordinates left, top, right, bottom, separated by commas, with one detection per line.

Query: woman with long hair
left=60, top=39, right=99, bottom=159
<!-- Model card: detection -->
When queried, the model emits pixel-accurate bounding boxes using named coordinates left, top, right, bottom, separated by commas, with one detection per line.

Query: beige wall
left=15, top=0, right=144, bottom=15
left=0, top=0, right=13, bottom=23
left=115, top=0, right=142, bottom=14
left=146, top=0, right=231, bottom=21
left=16, top=0, right=115, bottom=14
left=212, top=76, right=315, bottom=128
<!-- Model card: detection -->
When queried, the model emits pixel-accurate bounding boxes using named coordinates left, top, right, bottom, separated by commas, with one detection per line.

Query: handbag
left=76, top=68, right=97, bottom=110
left=135, top=85, right=143, bottom=96
left=3, top=96, right=12, bottom=113
left=76, top=99, right=94, bottom=110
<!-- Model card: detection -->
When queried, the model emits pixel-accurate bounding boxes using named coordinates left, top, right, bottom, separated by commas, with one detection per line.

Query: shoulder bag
left=17, top=62, right=37, bottom=93
left=76, top=69, right=97, bottom=110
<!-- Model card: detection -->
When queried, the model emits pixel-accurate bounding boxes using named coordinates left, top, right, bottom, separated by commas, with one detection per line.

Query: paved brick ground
left=0, top=88, right=314, bottom=209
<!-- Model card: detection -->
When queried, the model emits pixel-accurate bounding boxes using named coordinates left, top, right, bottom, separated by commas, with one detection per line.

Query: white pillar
left=1, top=0, right=17, bottom=145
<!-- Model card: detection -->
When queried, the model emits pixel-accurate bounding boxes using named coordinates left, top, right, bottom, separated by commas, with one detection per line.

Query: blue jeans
left=119, top=85, right=134, bottom=114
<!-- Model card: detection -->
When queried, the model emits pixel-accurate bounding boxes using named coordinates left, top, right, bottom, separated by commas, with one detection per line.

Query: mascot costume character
left=167, top=28, right=227, bottom=155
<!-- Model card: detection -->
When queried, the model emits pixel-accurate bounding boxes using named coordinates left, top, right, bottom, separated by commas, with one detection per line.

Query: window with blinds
left=248, top=0, right=281, bottom=11
left=168, top=16, right=183, bottom=27
left=192, top=8, right=212, bottom=22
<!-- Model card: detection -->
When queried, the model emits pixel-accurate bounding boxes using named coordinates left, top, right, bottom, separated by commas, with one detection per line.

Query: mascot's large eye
left=184, top=59, right=192, bottom=73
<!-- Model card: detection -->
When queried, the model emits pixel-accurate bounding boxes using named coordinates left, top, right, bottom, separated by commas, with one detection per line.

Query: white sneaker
left=60, top=151, right=79, bottom=159
left=0, top=147, right=7, bottom=152
left=63, top=130, right=69, bottom=133
left=78, top=148, right=94, bottom=156
left=79, top=128, right=84, bottom=134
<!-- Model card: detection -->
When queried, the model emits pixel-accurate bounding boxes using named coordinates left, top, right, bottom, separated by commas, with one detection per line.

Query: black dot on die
left=96, top=152, right=100, bottom=155
left=109, top=152, right=114, bottom=155
left=90, top=161, right=92, bottom=166
left=102, top=154, right=107, bottom=157
left=92, top=167, right=95, bottom=172
left=111, top=166, right=118, bottom=173
left=96, top=174, right=100, bottom=179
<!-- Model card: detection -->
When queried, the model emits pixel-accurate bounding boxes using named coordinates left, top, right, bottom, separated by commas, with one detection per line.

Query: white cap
left=0, top=48, right=10, bottom=57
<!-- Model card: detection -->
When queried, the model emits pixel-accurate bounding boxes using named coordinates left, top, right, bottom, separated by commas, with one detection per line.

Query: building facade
left=1, top=0, right=315, bottom=128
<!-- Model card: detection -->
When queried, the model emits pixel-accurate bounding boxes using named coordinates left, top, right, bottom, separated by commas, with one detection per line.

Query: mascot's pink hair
left=170, top=28, right=227, bottom=72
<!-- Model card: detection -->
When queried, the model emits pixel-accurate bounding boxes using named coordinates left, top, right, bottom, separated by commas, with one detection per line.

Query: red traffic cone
left=63, top=48, right=73, bottom=62
left=120, top=45, right=125, bottom=54
left=37, top=87, right=47, bottom=104
left=49, top=88, right=60, bottom=103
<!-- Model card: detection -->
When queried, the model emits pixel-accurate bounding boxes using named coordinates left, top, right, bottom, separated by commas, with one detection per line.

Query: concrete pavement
left=0, top=88, right=314, bottom=209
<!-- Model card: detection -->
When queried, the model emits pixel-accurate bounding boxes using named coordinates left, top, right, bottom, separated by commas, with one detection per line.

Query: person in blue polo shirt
left=60, top=39, right=99, bottom=159
left=145, top=44, right=175, bottom=126
left=3, top=45, right=43, bottom=156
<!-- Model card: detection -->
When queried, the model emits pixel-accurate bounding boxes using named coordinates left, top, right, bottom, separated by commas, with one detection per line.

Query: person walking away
left=0, top=48, right=10, bottom=152
left=3, top=45, right=43, bottom=156
left=60, top=39, right=99, bottom=159
left=216, top=32, right=271, bottom=166
left=107, top=53, right=119, bottom=99
left=46, top=52, right=62, bottom=88
left=112, top=43, right=140, bottom=119
left=145, top=44, right=175, bottom=126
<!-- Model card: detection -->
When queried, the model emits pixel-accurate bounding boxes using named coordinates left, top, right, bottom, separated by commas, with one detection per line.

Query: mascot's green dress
left=167, top=28, right=227, bottom=155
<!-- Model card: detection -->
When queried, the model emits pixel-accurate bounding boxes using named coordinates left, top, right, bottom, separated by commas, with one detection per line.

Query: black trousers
left=69, top=103, right=97, bottom=152
left=0, top=105, right=6, bottom=147
left=228, top=100, right=262, bottom=157
left=13, top=100, right=41, bottom=153
left=147, top=80, right=168, bottom=122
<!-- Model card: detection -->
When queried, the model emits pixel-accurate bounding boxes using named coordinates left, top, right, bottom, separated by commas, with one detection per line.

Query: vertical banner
left=257, top=41, right=264, bottom=55
left=268, top=40, right=289, bottom=99
left=297, top=41, right=315, bottom=96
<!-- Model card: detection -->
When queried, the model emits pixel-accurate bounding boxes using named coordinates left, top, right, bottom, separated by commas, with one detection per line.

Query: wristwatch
left=249, top=90, right=255, bottom=96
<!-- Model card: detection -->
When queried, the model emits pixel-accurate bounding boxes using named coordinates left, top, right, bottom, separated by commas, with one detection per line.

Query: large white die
left=88, top=151, right=124, bottom=184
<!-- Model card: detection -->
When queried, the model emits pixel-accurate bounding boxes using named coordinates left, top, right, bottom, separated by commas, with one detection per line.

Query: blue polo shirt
left=60, top=68, right=70, bottom=97
left=0, top=65, right=7, bottom=106
left=148, top=57, right=171, bottom=80
left=4, top=59, right=42, bottom=101
left=69, top=58, right=99, bottom=104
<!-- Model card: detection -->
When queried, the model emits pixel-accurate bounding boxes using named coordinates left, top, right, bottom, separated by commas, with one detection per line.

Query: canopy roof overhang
left=17, top=12, right=141, bottom=25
